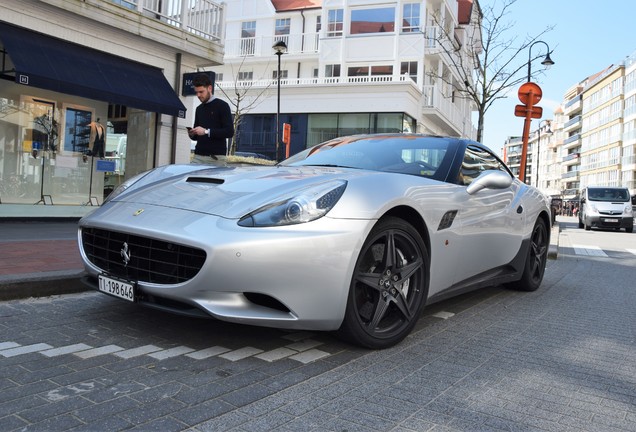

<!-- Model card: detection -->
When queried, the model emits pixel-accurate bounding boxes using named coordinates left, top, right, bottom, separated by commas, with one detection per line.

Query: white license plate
left=604, top=218, right=619, bottom=223
left=98, top=274, right=135, bottom=302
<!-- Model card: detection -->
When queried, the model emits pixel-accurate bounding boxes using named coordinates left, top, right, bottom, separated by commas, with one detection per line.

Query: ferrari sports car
left=78, top=134, right=551, bottom=349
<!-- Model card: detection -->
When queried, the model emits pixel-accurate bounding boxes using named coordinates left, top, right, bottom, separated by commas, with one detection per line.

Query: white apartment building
left=504, top=49, right=636, bottom=202
left=0, top=0, right=226, bottom=217
left=206, top=0, right=481, bottom=160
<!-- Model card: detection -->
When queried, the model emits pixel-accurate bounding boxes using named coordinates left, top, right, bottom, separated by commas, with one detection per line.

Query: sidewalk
left=0, top=220, right=87, bottom=300
left=0, top=217, right=562, bottom=302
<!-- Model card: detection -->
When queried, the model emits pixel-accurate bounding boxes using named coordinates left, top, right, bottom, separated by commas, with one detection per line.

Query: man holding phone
left=188, top=73, right=234, bottom=165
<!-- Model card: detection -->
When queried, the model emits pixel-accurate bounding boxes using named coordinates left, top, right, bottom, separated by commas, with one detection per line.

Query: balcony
left=563, top=115, right=581, bottom=132
left=563, top=133, right=581, bottom=150
left=421, top=85, right=465, bottom=136
left=563, top=94, right=582, bottom=116
left=109, top=0, right=225, bottom=41
left=561, top=171, right=579, bottom=179
left=562, top=152, right=580, bottom=166
left=225, top=33, right=321, bottom=58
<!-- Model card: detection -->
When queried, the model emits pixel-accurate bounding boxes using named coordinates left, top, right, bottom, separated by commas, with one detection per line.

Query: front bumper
left=78, top=201, right=372, bottom=331
left=587, top=215, right=633, bottom=229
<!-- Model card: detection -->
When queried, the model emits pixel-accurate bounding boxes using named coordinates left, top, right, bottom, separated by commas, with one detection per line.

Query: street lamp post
left=272, top=40, right=287, bottom=161
left=527, top=40, right=554, bottom=82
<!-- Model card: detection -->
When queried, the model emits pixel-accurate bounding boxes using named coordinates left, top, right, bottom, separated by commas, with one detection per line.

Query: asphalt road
left=0, top=219, right=635, bottom=431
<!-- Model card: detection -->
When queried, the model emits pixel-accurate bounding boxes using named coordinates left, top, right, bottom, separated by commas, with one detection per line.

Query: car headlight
left=625, top=204, right=633, bottom=215
left=103, top=171, right=150, bottom=204
left=238, top=180, right=347, bottom=227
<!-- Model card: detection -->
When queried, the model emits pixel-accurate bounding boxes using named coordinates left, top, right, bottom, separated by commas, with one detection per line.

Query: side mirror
left=580, top=198, right=585, bottom=204
left=466, top=170, right=513, bottom=195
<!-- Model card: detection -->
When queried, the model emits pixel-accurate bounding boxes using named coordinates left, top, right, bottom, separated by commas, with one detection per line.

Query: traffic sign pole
left=515, top=82, right=543, bottom=183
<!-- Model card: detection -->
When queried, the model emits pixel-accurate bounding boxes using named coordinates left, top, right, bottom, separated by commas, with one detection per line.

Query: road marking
left=149, top=346, right=196, bottom=360
left=255, top=347, right=297, bottom=362
left=219, top=346, right=264, bottom=361
left=431, top=311, right=455, bottom=319
left=114, top=344, right=163, bottom=359
left=0, top=338, right=330, bottom=363
left=0, top=343, right=53, bottom=357
left=289, top=349, right=331, bottom=364
left=572, top=245, right=608, bottom=257
left=41, top=343, right=93, bottom=357
left=185, top=345, right=231, bottom=359
left=75, top=344, right=124, bottom=359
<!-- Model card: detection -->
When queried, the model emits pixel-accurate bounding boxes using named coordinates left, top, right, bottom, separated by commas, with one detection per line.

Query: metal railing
left=110, top=0, right=225, bottom=41
left=224, top=33, right=321, bottom=58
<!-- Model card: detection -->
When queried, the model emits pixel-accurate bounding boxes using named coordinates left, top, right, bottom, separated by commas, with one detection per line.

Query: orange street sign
left=514, top=104, right=543, bottom=118
left=518, top=82, right=542, bottom=106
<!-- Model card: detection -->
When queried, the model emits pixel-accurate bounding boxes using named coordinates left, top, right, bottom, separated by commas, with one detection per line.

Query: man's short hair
left=193, top=73, right=212, bottom=88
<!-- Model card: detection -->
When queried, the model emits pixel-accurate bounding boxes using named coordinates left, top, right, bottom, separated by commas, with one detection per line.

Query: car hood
left=111, top=165, right=368, bottom=219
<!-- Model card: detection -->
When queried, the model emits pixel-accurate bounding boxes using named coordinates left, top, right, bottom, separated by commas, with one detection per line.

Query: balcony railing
left=561, top=171, right=579, bottom=179
left=421, top=85, right=464, bottom=131
left=563, top=115, right=581, bottom=130
left=562, top=152, right=580, bottom=162
left=563, top=133, right=581, bottom=145
left=111, top=0, right=225, bottom=41
left=217, top=74, right=416, bottom=89
left=225, top=33, right=320, bottom=58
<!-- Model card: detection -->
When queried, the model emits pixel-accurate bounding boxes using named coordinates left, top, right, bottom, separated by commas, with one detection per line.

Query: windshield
left=587, top=187, right=630, bottom=202
left=281, top=134, right=455, bottom=181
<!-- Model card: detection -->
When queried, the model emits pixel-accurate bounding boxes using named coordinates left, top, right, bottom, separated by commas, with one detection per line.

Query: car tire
left=578, top=217, right=583, bottom=229
left=584, top=217, right=591, bottom=231
left=508, top=217, right=548, bottom=292
left=337, top=217, right=429, bottom=349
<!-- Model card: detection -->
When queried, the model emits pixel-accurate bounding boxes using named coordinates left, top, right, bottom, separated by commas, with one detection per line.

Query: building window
left=238, top=71, right=253, bottom=81
left=275, top=18, right=290, bottom=47
left=241, top=21, right=256, bottom=56
left=350, top=7, right=395, bottom=35
left=327, top=9, right=343, bottom=37
left=402, top=3, right=420, bottom=33
left=401, top=61, right=417, bottom=82
left=325, top=64, right=341, bottom=78
left=347, top=65, right=393, bottom=79
left=273, top=70, right=288, bottom=80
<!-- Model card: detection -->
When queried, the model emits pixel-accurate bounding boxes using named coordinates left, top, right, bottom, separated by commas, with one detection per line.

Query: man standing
left=188, top=73, right=234, bottom=165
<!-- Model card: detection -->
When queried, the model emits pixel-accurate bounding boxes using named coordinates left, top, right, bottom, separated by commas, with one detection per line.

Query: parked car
left=578, top=186, right=634, bottom=233
left=78, top=134, right=551, bottom=348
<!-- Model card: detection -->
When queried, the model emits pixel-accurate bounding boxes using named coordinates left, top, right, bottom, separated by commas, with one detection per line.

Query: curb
left=0, top=270, right=89, bottom=301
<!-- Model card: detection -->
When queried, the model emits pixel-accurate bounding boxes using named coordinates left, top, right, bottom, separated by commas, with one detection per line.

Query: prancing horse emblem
left=121, top=242, right=131, bottom=267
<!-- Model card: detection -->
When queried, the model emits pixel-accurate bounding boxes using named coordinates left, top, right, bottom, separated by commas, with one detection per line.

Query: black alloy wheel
left=509, top=217, right=548, bottom=292
left=338, top=217, right=429, bottom=349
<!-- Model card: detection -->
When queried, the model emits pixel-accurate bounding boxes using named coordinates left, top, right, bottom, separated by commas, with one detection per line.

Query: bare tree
left=425, top=0, right=553, bottom=142
left=214, top=56, right=274, bottom=155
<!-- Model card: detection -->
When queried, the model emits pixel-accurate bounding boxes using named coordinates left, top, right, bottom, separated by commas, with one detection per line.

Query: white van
left=578, top=186, right=634, bottom=233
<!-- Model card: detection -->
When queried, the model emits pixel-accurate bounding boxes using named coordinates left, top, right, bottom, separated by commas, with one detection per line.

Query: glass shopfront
left=0, top=20, right=186, bottom=215
left=0, top=80, right=126, bottom=207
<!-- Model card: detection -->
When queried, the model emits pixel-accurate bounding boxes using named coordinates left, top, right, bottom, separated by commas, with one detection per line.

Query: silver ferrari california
left=78, top=134, right=551, bottom=348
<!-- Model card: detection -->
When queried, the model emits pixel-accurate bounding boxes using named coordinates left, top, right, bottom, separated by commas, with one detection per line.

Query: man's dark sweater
left=192, top=97, right=234, bottom=156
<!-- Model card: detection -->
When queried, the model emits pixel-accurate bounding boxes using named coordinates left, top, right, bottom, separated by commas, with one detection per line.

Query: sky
left=476, top=0, right=636, bottom=153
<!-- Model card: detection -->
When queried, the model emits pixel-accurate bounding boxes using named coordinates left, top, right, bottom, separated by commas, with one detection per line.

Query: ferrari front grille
left=81, top=227, right=206, bottom=284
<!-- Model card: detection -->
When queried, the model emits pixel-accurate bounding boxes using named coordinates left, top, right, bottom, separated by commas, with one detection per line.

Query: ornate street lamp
left=527, top=40, right=554, bottom=82
left=272, top=40, right=287, bottom=161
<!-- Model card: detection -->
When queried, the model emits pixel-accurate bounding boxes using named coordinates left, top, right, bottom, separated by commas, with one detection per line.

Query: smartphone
left=186, top=127, right=192, bottom=131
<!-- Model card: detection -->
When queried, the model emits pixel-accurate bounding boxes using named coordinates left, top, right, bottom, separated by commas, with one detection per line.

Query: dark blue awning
left=0, top=21, right=186, bottom=118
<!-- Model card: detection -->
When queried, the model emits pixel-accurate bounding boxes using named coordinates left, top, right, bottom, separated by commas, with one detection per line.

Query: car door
left=453, top=145, right=524, bottom=285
